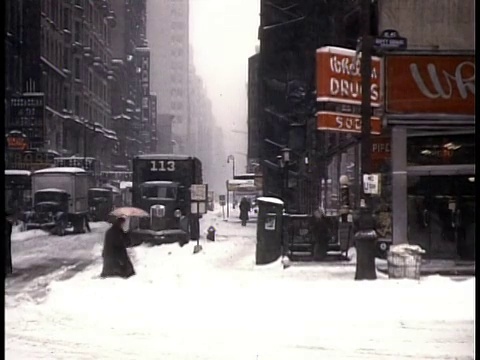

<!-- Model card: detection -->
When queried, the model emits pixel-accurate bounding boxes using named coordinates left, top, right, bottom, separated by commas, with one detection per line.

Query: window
left=74, top=21, right=80, bottom=42
left=74, top=58, right=80, bottom=79
left=141, top=185, right=177, bottom=200
left=63, top=49, right=70, bottom=69
left=63, top=86, right=69, bottom=110
left=63, top=8, right=70, bottom=29
left=74, top=96, right=80, bottom=115
left=88, top=71, right=92, bottom=91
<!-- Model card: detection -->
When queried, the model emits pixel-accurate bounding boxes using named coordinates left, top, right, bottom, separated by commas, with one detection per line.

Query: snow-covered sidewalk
left=5, top=206, right=475, bottom=360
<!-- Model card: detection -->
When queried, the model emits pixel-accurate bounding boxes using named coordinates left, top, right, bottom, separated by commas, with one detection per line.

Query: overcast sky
left=190, top=0, right=260, bottom=172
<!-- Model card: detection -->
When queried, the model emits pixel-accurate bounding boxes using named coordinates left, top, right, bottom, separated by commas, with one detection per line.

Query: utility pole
left=360, top=0, right=372, bottom=206
left=83, top=120, right=88, bottom=169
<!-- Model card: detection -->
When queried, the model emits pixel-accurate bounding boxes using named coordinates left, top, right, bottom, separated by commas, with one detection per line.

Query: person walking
left=5, top=211, right=14, bottom=277
left=310, top=207, right=330, bottom=261
left=101, top=217, right=135, bottom=279
left=239, top=197, right=251, bottom=226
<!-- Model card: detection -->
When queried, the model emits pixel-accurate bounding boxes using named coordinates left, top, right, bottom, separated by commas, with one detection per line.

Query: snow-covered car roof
left=141, top=181, right=178, bottom=187
left=5, top=170, right=31, bottom=176
left=34, top=167, right=86, bottom=174
left=36, top=188, right=68, bottom=193
left=134, top=154, right=194, bottom=160
left=257, top=197, right=284, bottom=205
left=119, top=181, right=132, bottom=189
left=89, top=188, right=111, bottom=192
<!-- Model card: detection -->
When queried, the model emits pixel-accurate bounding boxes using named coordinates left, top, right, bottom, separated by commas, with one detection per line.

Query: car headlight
left=174, top=209, right=182, bottom=218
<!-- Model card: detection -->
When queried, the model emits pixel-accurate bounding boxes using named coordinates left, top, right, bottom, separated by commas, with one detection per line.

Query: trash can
left=256, top=197, right=284, bottom=265
left=353, top=207, right=378, bottom=280
left=387, top=244, right=425, bottom=280
left=206, top=226, right=216, bottom=241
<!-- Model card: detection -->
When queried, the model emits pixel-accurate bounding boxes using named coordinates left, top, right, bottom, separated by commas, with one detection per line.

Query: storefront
left=384, top=51, right=475, bottom=260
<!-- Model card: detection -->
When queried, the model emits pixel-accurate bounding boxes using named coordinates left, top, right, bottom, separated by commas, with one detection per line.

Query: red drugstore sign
left=384, top=54, right=475, bottom=115
left=316, top=111, right=382, bottom=135
left=316, top=46, right=382, bottom=107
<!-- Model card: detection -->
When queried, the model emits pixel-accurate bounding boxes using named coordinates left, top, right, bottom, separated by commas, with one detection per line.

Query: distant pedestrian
left=239, top=197, right=251, bottom=226
left=5, top=211, right=14, bottom=276
left=310, top=208, right=330, bottom=261
left=101, top=217, right=135, bottom=279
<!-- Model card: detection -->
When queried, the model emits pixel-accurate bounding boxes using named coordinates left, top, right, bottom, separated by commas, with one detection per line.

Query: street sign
left=374, top=29, right=407, bottom=50
left=191, top=201, right=207, bottom=214
left=219, top=194, right=226, bottom=206
left=363, top=174, right=381, bottom=195
left=190, top=184, right=207, bottom=201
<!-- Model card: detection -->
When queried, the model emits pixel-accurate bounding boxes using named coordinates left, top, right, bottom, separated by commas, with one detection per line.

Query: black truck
left=130, top=154, right=203, bottom=245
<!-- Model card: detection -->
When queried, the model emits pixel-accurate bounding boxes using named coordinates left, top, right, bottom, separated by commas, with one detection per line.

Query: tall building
left=147, top=0, right=190, bottom=154
left=5, top=0, right=120, bottom=171
left=110, top=0, right=152, bottom=166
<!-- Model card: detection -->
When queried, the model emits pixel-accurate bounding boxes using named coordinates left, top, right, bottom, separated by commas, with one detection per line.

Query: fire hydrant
left=207, top=226, right=216, bottom=241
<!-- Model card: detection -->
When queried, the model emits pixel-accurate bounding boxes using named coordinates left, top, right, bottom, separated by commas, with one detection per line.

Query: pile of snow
left=5, top=204, right=475, bottom=360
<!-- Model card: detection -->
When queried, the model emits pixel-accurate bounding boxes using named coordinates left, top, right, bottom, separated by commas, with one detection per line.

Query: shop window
left=407, top=134, right=475, bottom=166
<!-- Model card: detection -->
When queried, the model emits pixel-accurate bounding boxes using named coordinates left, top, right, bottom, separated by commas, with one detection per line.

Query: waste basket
left=353, top=206, right=378, bottom=280
left=387, top=244, right=425, bottom=280
left=206, top=226, right=216, bottom=241
left=256, top=197, right=284, bottom=265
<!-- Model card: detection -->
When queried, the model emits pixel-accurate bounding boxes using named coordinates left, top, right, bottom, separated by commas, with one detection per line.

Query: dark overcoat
left=5, top=217, right=13, bottom=276
left=101, top=224, right=135, bottom=278
left=239, top=198, right=251, bottom=221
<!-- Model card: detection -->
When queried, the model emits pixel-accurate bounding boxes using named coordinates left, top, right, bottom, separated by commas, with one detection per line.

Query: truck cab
left=88, top=187, right=114, bottom=221
left=26, top=188, right=70, bottom=234
left=25, top=167, right=90, bottom=235
left=130, top=154, right=203, bottom=245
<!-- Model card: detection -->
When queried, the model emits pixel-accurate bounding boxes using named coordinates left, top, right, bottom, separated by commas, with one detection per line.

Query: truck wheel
left=83, top=216, right=91, bottom=233
left=55, top=220, right=67, bottom=236
left=72, top=217, right=84, bottom=234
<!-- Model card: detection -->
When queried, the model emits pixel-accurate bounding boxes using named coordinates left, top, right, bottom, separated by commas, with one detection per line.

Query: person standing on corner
left=5, top=211, right=14, bottom=277
left=101, top=217, right=135, bottom=279
left=239, top=197, right=251, bottom=226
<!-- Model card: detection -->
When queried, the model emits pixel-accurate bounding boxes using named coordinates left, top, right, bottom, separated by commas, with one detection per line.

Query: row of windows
left=42, top=29, right=64, bottom=71
left=73, top=94, right=110, bottom=128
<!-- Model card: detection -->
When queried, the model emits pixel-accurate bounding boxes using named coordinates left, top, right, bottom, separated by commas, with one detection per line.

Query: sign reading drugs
left=316, top=111, right=382, bottom=135
left=316, top=46, right=382, bottom=107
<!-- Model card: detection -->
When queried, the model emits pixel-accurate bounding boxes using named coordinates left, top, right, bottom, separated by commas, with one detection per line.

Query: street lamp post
left=277, top=147, right=291, bottom=210
left=227, top=155, right=235, bottom=209
left=227, top=154, right=235, bottom=178
left=83, top=119, right=88, bottom=169
left=339, top=175, right=350, bottom=222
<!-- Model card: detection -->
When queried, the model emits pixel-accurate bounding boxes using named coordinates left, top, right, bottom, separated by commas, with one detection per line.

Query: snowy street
left=5, top=205, right=475, bottom=360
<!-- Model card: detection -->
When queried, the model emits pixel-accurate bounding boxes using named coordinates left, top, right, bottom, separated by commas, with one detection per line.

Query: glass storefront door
left=407, top=175, right=475, bottom=260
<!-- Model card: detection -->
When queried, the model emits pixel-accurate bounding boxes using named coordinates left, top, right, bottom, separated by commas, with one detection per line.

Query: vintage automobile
left=25, top=167, right=90, bottom=235
left=25, top=188, right=70, bottom=235
left=88, top=187, right=114, bottom=222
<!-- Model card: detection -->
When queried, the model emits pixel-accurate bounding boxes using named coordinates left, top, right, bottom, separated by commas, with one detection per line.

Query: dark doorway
left=407, top=175, right=475, bottom=260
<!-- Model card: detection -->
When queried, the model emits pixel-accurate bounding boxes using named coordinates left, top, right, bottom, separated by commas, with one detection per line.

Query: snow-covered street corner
left=5, top=205, right=475, bottom=360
